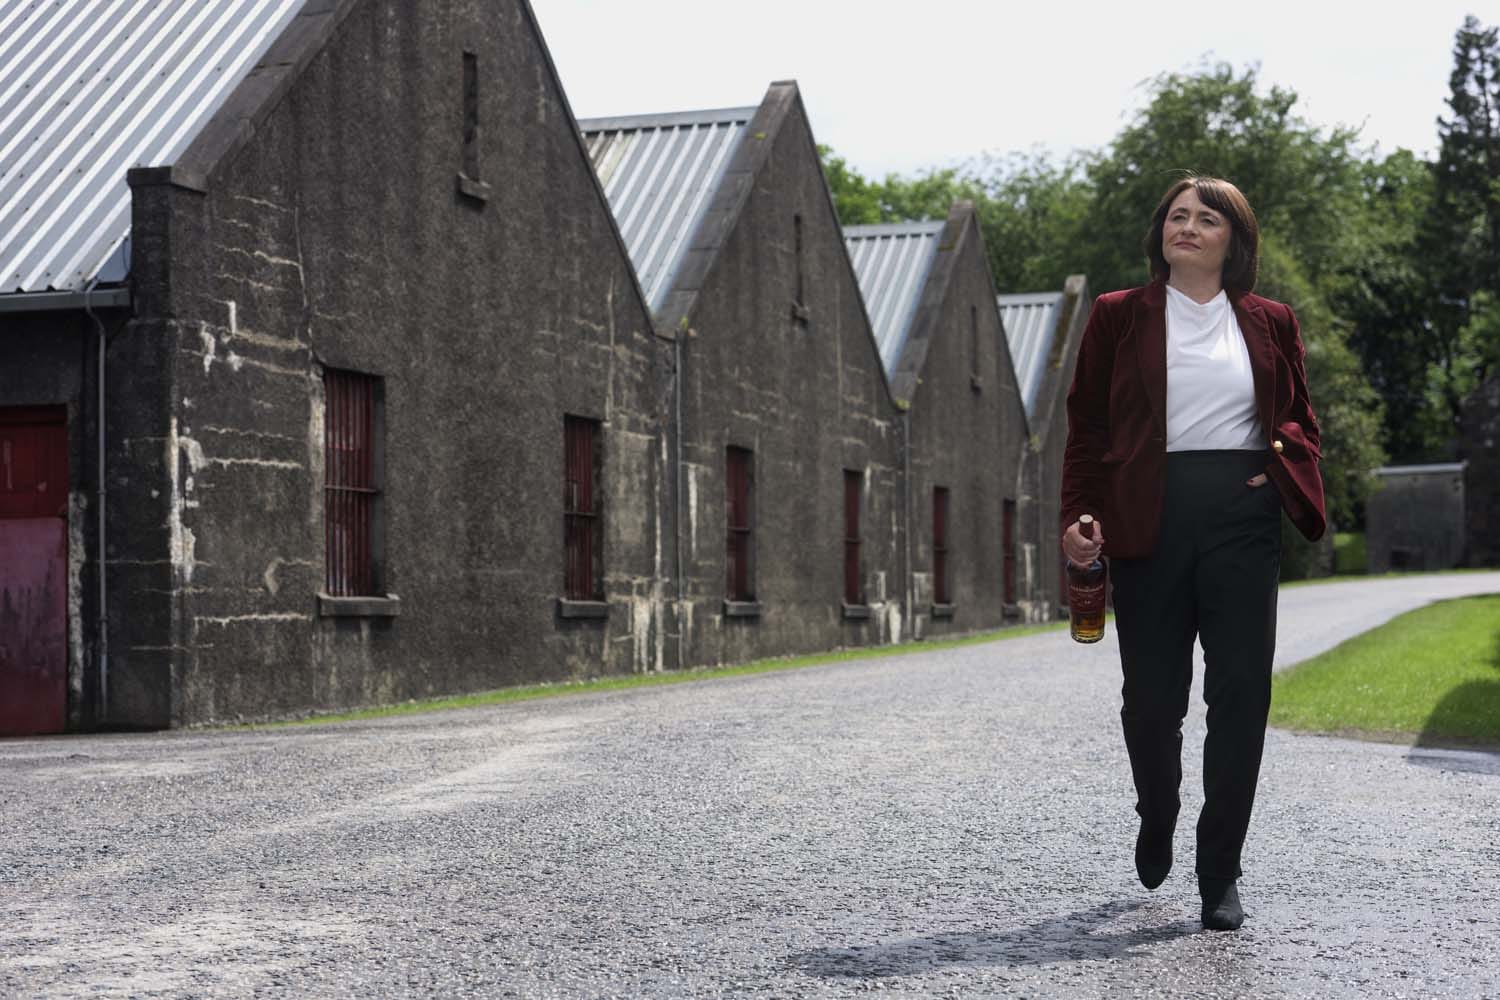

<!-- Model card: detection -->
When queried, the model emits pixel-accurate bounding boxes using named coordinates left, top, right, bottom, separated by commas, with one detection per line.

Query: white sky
left=531, top=0, right=1482, bottom=178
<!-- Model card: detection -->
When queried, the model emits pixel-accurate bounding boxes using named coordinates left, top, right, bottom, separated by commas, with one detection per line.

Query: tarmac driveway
left=2, top=572, right=1498, bottom=998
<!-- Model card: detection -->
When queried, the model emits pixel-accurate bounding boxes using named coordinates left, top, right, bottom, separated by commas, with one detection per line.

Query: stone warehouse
left=844, top=207, right=1030, bottom=636
left=0, top=0, right=1086, bottom=732
left=998, top=278, right=1091, bottom=620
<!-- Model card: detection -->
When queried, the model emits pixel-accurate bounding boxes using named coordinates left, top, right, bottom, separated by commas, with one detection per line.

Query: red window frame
left=324, top=369, right=380, bottom=597
left=726, top=446, right=754, bottom=601
left=1003, top=498, right=1017, bottom=605
left=933, top=486, right=950, bottom=605
left=564, top=416, right=603, bottom=601
left=843, top=469, right=862, bottom=604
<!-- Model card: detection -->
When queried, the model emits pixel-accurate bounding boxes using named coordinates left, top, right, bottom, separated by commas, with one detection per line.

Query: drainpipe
left=673, top=332, right=685, bottom=672
left=82, top=278, right=108, bottom=722
left=902, top=409, right=913, bottom=641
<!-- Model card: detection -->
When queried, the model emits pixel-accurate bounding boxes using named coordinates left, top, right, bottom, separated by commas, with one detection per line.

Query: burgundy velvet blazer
left=1060, top=281, right=1326, bottom=559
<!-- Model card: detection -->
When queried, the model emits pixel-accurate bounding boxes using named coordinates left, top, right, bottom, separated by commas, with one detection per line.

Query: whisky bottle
left=1068, top=515, right=1107, bottom=644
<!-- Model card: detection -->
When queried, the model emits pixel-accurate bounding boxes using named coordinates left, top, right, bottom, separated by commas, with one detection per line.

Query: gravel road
left=2, top=572, right=1498, bottom=999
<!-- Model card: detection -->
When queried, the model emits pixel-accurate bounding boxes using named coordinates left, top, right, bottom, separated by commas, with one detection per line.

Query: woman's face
left=1161, top=187, right=1231, bottom=280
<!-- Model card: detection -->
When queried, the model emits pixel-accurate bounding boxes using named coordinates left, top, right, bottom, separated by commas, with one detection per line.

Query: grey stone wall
left=672, top=92, right=906, bottom=667
left=903, top=212, right=1029, bottom=638
left=1366, top=468, right=1467, bottom=573
left=119, top=0, right=666, bottom=725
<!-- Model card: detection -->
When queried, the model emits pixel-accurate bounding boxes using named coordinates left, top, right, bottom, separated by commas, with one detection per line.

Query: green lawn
left=1270, top=594, right=1500, bottom=747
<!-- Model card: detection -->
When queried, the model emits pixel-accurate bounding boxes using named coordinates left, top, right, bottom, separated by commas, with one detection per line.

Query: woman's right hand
left=1062, top=518, right=1105, bottom=568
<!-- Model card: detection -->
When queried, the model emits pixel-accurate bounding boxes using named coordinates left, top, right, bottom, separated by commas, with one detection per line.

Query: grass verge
left=238, top=618, right=1072, bottom=729
left=1269, top=593, right=1500, bottom=747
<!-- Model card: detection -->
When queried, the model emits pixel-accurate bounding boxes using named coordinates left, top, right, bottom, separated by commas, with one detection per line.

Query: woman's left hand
left=1246, top=473, right=1268, bottom=487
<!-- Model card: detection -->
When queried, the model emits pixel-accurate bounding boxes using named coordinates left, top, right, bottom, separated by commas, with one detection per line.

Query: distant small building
left=1459, top=374, right=1500, bottom=567
left=1365, top=464, right=1468, bottom=573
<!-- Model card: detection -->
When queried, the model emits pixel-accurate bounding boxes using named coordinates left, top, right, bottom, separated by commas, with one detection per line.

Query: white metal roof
left=997, top=291, right=1063, bottom=422
left=579, top=106, right=754, bottom=313
left=1375, top=463, right=1467, bottom=476
left=0, top=0, right=306, bottom=294
left=843, top=221, right=944, bottom=378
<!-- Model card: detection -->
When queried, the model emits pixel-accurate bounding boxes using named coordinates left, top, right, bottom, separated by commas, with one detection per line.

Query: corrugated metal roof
left=843, top=222, right=944, bottom=377
left=579, top=106, right=754, bottom=313
left=0, top=0, right=306, bottom=294
left=998, top=291, right=1063, bottom=421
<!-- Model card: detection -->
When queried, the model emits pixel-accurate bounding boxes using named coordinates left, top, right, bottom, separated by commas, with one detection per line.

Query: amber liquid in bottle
left=1068, top=514, right=1107, bottom=643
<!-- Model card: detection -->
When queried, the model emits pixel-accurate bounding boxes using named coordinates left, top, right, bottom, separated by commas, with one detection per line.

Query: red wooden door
left=0, top=406, right=68, bottom=736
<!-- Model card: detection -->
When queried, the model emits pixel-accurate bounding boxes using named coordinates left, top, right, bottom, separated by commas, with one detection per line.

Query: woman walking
left=1060, top=176, right=1325, bottom=931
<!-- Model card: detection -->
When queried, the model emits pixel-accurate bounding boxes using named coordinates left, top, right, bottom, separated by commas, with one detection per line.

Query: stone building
left=1, top=0, right=669, bottom=731
left=1365, top=464, right=1468, bottom=573
left=844, top=207, right=1032, bottom=635
left=1459, top=374, right=1499, bottom=567
left=998, top=277, right=1090, bottom=618
left=581, top=85, right=908, bottom=668
left=1, top=4, right=1090, bottom=733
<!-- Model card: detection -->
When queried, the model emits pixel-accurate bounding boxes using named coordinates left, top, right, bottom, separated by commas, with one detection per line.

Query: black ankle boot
left=1134, top=816, right=1174, bottom=889
left=1199, top=877, right=1244, bottom=931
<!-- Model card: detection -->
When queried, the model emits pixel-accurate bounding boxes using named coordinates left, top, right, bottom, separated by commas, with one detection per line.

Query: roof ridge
left=578, top=106, right=760, bottom=133
left=843, top=221, right=946, bottom=238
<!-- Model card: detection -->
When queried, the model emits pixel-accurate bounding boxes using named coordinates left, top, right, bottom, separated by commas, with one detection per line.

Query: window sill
left=318, top=593, right=401, bottom=618
left=456, top=172, right=491, bottom=204
left=841, top=602, right=871, bottom=620
left=723, top=600, right=762, bottom=619
left=931, top=603, right=956, bottom=620
left=557, top=598, right=608, bottom=620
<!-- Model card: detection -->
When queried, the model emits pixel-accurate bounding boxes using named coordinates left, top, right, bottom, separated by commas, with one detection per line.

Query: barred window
left=564, top=415, right=603, bottom=601
left=933, top=486, right=950, bottom=605
left=1003, top=498, right=1017, bottom=605
left=843, top=469, right=863, bottom=604
left=324, top=369, right=383, bottom=597
left=726, top=446, right=755, bottom=601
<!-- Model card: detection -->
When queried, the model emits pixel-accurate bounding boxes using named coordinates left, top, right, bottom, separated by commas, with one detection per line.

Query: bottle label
left=1070, top=582, right=1106, bottom=614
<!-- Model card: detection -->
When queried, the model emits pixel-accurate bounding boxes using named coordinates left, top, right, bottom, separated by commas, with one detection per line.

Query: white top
left=1164, top=285, right=1263, bottom=452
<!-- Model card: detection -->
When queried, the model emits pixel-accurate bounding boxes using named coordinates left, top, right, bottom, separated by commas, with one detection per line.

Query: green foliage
left=1329, top=150, right=1438, bottom=462
left=1413, top=16, right=1500, bottom=454
left=1333, top=532, right=1368, bottom=575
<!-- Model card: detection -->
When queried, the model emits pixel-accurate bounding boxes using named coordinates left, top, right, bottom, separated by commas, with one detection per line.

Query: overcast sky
left=531, top=0, right=1482, bottom=178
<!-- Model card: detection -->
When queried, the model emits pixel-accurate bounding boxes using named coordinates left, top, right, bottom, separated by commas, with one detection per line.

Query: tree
left=821, top=60, right=1392, bottom=545
left=1419, top=16, right=1500, bottom=450
left=1329, top=151, right=1439, bottom=462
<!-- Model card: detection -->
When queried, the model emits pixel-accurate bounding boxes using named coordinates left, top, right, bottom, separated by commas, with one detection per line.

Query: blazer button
left=1272, top=440, right=1284, bottom=454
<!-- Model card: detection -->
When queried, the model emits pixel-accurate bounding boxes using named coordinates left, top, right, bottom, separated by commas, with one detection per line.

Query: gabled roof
left=997, top=291, right=1063, bottom=423
left=843, top=221, right=944, bottom=378
left=579, top=106, right=755, bottom=313
left=0, top=0, right=307, bottom=294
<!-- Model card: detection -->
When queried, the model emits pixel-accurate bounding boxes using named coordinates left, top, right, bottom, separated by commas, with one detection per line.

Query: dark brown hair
left=1143, top=176, right=1259, bottom=292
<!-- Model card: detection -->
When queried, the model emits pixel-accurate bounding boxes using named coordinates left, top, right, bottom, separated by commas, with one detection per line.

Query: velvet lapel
left=1136, top=281, right=1168, bottom=434
left=1231, top=291, right=1275, bottom=438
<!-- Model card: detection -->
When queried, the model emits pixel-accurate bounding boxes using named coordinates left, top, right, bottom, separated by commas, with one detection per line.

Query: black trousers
left=1109, top=449, right=1281, bottom=881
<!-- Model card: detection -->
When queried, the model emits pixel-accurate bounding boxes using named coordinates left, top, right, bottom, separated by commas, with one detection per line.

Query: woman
left=1060, top=176, right=1325, bottom=931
